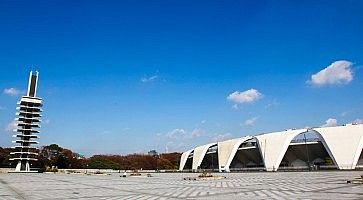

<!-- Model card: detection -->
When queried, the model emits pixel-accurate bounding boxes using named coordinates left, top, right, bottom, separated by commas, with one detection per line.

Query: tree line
left=0, top=144, right=181, bottom=171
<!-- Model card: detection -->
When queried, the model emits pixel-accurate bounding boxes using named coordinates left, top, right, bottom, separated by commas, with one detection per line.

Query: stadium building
left=179, top=124, right=363, bottom=172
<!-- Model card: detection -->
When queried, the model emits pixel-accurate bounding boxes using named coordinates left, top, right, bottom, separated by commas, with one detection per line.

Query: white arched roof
left=179, top=149, right=193, bottom=171
left=192, top=143, right=217, bottom=170
left=217, top=136, right=252, bottom=172
left=255, top=129, right=307, bottom=171
left=313, top=124, right=363, bottom=169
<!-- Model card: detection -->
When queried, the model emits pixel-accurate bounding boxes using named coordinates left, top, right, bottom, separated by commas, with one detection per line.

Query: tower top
left=27, top=71, right=39, bottom=97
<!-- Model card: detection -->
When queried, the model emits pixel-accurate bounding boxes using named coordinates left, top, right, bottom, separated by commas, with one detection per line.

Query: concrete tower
left=10, top=71, right=43, bottom=172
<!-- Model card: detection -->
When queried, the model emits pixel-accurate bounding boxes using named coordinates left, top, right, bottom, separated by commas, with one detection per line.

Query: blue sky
left=1, top=1, right=362, bottom=156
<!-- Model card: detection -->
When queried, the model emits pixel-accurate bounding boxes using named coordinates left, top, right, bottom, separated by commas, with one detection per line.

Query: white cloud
left=141, top=75, right=158, bottom=83
left=308, top=60, right=353, bottom=86
left=191, top=128, right=205, bottom=138
left=321, top=118, right=337, bottom=127
left=232, top=104, right=239, bottom=110
left=3, top=88, right=22, bottom=96
left=165, top=141, right=185, bottom=152
left=100, top=130, right=110, bottom=135
left=352, top=119, right=363, bottom=124
left=341, top=111, right=349, bottom=117
left=211, top=133, right=232, bottom=142
left=166, top=128, right=186, bottom=139
left=243, top=117, right=258, bottom=127
left=195, top=120, right=207, bottom=127
left=166, top=128, right=204, bottom=140
left=227, top=89, right=262, bottom=104
left=265, top=99, right=279, bottom=109
left=5, top=120, right=17, bottom=132
left=162, top=128, right=205, bottom=152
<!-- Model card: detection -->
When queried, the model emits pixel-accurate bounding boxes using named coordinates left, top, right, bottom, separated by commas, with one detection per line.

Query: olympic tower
left=10, top=71, right=43, bottom=172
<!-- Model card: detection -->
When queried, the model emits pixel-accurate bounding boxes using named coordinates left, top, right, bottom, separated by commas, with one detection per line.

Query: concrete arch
left=354, top=137, right=363, bottom=168
left=276, top=129, right=339, bottom=170
left=313, top=124, right=363, bottom=169
left=255, top=129, right=308, bottom=171
left=217, top=138, right=245, bottom=172
left=192, top=143, right=217, bottom=171
left=218, top=136, right=252, bottom=172
left=179, top=149, right=193, bottom=171
left=307, top=129, right=339, bottom=167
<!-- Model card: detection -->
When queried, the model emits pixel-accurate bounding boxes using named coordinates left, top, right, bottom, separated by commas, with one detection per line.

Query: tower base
left=8, top=161, right=38, bottom=173
left=8, top=171, right=38, bottom=173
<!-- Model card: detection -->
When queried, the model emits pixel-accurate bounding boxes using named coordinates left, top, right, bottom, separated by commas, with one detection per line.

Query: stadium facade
left=179, top=124, right=363, bottom=172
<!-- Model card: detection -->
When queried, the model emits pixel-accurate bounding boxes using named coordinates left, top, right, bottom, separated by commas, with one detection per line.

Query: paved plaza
left=0, top=171, right=362, bottom=199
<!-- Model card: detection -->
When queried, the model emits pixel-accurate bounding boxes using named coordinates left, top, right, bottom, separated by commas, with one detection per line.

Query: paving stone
left=0, top=171, right=362, bottom=199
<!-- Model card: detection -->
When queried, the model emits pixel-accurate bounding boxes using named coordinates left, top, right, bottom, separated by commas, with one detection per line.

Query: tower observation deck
left=10, top=71, right=43, bottom=172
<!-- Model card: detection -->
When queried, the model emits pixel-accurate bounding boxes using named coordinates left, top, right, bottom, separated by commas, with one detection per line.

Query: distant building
left=10, top=71, right=43, bottom=172
left=148, top=150, right=158, bottom=157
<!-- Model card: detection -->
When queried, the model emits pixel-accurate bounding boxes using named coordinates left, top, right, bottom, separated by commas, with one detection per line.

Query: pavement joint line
left=15, top=175, right=251, bottom=199
left=0, top=178, right=28, bottom=200
left=306, top=183, right=363, bottom=193
left=21, top=174, right=190, bottom=200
